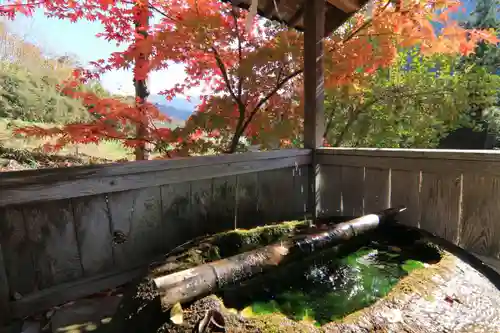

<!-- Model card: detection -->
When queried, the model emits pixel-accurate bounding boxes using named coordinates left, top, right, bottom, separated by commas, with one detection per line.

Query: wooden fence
left=0, top=149, right=311, bottom=321
left=4, top=146, right=500, bottom=322
left=318, top=148, right=500, bottom=270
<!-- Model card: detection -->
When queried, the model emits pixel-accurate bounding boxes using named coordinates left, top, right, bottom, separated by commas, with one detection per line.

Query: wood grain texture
left=292, top=165, right=309, bottom=219
left=318, top=147, right=500, bottom=161
left=390, top=170, right=421, bottom=227
left=420, top=172, right=462, bottom=244
left=1, top=150, right=311, bottom=207
left=0, top=207, right=35, bottom=296
left=317, top=165, right=342, bottom=217
left=303, top=0, right=325, bottom=149
left=107, top=187, right=163, bottom=268
left=318, top=153, right=500, bottom=176
left=341, top=166, right=364, bottom=216
left=460, top=174, right=500, bottom=258
left=160, top=182, right=192, bottom=250
left=72, top=195, right=114, bottom=276
left=257, top=168, right=296, bottom=223
left=363, top=168, right=390, bottom=213
left=190, top=179, right=213, bottom=236
left=1, top=149, right=311, bottom=185
left=23, top=201, right=83, bottom=290
left=211, top=176, right=237, bottom=232
left=10, top=263, right=149, bottom=319
left=235, top=172, right=260, bottom=229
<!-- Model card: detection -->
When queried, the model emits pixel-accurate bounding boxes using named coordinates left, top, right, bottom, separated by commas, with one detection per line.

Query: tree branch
left=210, top=46, right=245, bottom=109
left=230, top=7, right=244, bottom=99
left=241, top=68, right=303, bottom=132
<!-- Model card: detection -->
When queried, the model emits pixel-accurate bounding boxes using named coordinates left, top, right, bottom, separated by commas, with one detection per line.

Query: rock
left=50, top=295, right=122, bottom=333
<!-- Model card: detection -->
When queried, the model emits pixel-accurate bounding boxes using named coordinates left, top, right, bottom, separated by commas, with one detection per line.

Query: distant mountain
left=149, top=95, right=200, bottom=121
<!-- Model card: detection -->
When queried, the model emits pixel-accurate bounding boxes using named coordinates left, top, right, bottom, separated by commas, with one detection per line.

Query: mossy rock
left=101, top=221, right=500, bottom=333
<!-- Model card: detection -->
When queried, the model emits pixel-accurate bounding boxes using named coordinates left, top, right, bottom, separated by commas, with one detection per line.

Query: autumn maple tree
left=0, top=0, right=498, bottom=159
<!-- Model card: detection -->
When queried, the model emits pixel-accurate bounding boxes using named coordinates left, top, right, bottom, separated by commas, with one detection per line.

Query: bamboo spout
left=154, top=207, right=406, bottom=311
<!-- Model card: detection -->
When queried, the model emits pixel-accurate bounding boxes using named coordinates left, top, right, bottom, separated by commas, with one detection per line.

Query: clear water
left=221, top=246, right=426, bottom=326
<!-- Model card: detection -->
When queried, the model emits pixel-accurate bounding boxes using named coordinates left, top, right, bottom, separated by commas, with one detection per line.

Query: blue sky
left=6, top=9, right=203, bottom=97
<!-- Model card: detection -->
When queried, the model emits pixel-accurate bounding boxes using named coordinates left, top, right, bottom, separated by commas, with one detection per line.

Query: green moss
left=210, top=221, right=308, bottom=258
left=150, top=220, right=308, bottom=277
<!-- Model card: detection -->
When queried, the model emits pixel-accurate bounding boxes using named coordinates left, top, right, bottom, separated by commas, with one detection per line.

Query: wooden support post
left=303, top=0, right=325, bottom=223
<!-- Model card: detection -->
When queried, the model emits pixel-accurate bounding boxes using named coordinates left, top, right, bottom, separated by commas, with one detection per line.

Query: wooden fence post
left=304, top=0, right=326, bottom=222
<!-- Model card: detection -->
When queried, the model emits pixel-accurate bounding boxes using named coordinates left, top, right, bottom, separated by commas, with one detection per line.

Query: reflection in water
left=222, top=245, right=426, bottom=326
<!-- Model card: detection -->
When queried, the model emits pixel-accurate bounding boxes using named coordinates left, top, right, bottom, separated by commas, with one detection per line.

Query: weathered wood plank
left=460, top=174, right=500, bottom=258
left=419, top=172, right=462, bottom=244
left=160, top=182, right=192, bottom=250
left=318, top=153, right=500, bottom=176
left=390, top=170, right=421, bottom=227
left=11, top=263, right=149, bottom=320
left=108, top=187, right=163, bottom=268
left=235, top=173, right=260, bottom=229
left=318, top=147, right=500, bottom=162
left=318, top=165, right=342, bottom=217
left=72, top=195, right=114, bottom=276
left=363, top=168, right=390, bottom=213
left=292, top=165, right=309, bottom=219
left=2, top=149, right=311, bottom=185
left=211, top=176, right=237, bottom=232
left=341, top=166, right=364, bottom=216
left=0, top=243, right=11, bottom=323
left=258, top=168, right=296, bottom=223
left=23, top=201, right=83, bottom=290
left=1, top=150, right=311, bottom=207
left=191, top=179, right=213, bottom=236
left=0, top=207, right=35, bottom=297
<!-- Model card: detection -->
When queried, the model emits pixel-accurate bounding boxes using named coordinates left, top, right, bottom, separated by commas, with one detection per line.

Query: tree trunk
left=153, top=207, right=406, bottom=310
left=133, top=1, right=150, bottom=161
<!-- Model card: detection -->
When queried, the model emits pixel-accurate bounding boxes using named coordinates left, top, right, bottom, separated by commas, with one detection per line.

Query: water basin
left=218, top=226, right=440, bottom=326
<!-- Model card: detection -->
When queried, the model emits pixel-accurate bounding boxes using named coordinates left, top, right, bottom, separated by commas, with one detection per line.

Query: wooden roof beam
left=263, top=0, right=282, bottom=16
left=287, top=2, right=305, bottom=26
left=326, top=0, right=360, bottom=13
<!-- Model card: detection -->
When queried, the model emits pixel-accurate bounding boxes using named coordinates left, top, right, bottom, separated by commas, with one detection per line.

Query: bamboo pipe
left=154, top=207, right=406, bottom=310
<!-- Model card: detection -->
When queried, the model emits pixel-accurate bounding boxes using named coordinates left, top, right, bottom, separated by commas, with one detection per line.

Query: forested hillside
left=0, top=22, right=109, bottom=124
